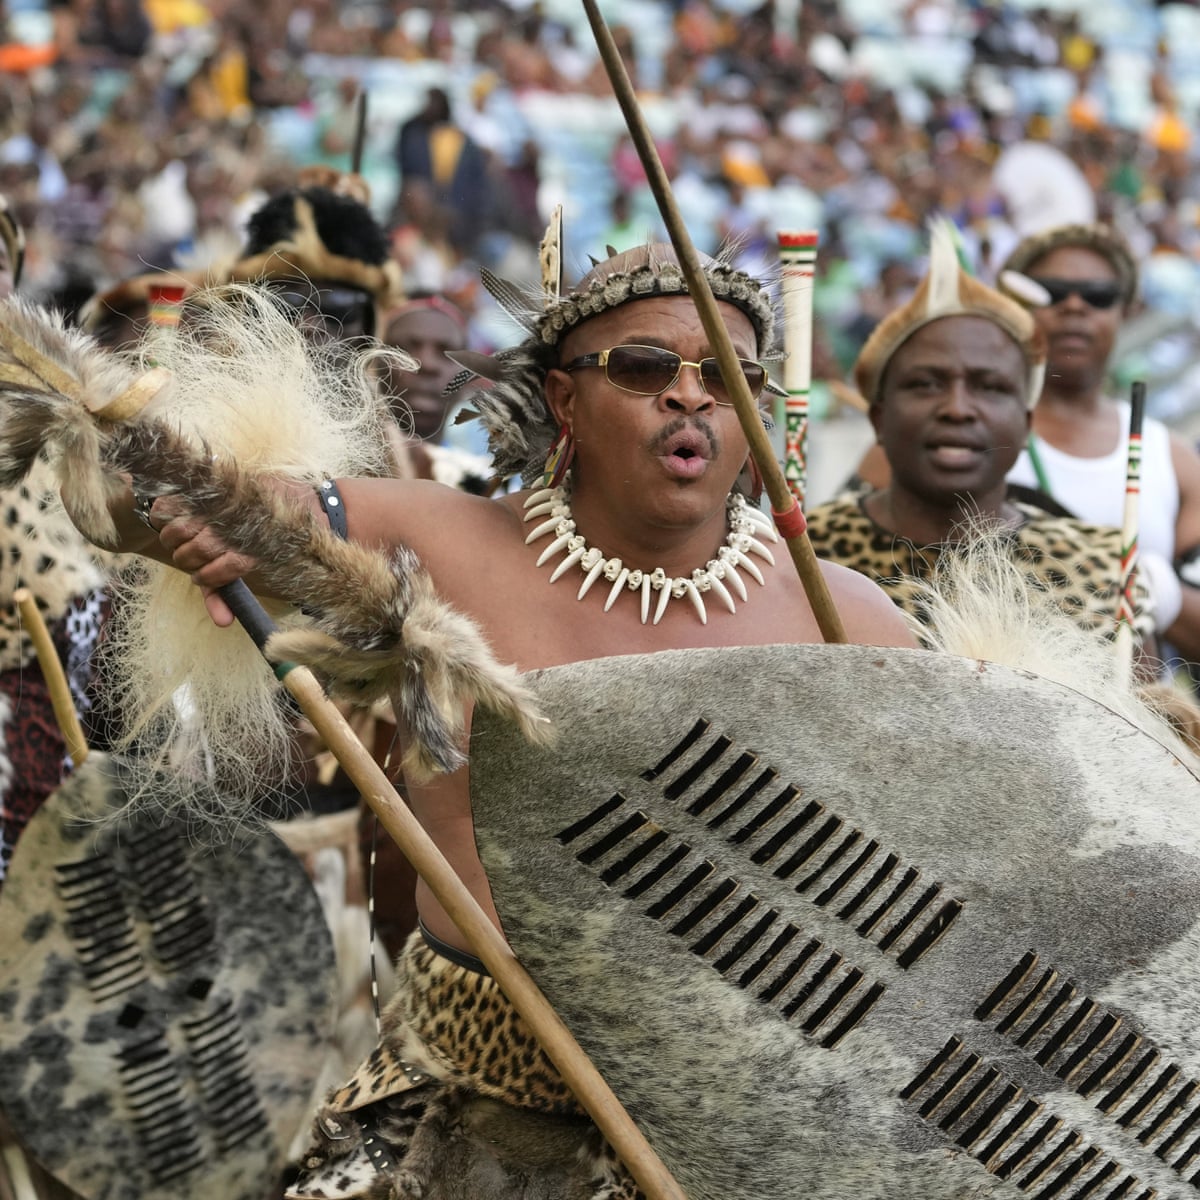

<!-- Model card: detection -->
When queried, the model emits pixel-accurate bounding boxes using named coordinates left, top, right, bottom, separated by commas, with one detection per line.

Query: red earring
left=542, top=424, right=576, bottom=488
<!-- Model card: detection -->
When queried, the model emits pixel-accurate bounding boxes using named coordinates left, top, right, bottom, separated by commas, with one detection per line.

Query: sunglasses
left=1028, top=277, right=1123, bottom=310
left=263, top=281, right=374, bottom=333
left=563, top=344, right=767, bottom=404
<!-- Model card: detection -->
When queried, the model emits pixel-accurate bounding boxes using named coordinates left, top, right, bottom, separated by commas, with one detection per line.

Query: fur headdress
left=1000, top=221, right=1138, bottom=308
left=0, top=195, right=25, bottom=289
left=450, top=223, right=779, bottom=485
left=228, top=181, right=404, bottom=335
left=79, top=172, right=403, bottom=342
left=854, top=219, right=1047, bottom=409
left=78, top=266, right=218, bottom=342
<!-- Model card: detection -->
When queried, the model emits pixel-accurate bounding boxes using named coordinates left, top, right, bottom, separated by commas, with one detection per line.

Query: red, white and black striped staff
left=1115, top=380, right=1146, bottom=674
left=776, top=230, right=818, bottom=507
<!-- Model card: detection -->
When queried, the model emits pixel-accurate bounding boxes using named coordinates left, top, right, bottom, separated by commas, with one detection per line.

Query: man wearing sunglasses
left=807, top=221, right=1155, bottom=658
left=125, top=241, right=914, bottom=1195
left=1003, top=222, right=1200, bottom=667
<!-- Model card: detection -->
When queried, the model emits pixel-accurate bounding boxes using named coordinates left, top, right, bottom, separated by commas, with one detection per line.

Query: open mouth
left=659, top=429, right=712, bottom=478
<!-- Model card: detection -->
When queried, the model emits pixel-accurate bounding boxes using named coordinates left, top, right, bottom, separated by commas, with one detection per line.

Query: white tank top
left=1008, top=401, right=1179, bottom=563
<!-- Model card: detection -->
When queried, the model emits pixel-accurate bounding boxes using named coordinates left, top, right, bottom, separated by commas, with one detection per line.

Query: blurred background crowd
left=4, top=0, right=1200, bottom=471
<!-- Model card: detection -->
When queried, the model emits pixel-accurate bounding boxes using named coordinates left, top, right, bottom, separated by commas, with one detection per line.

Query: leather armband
left=315, top=479, right=348, bottom=540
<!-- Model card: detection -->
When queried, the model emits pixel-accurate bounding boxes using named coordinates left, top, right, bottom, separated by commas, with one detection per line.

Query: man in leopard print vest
left=806, top=220, right=1157, bottom=664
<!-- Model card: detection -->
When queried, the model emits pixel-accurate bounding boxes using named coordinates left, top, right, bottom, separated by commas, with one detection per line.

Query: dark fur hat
left=229, top=184, right=404, bottom=331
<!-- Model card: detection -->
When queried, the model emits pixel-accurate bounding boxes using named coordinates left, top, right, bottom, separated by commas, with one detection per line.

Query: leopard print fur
left=378, top=935, right=583, bottom=1117
left=806, top=495, right=1155, bottom=647
left=0, top=459, right=105, bottom=674
left=289, top=934, right=644, bottom=1199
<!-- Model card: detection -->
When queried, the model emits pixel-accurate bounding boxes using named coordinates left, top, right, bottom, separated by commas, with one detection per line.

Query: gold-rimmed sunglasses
left=563, top=343, right=767, bottom=404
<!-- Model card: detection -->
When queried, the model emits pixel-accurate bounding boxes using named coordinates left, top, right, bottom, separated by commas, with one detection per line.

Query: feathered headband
left=448, top=211, right=780, bottom=484
left=854, top=219, right=1047, bottom=409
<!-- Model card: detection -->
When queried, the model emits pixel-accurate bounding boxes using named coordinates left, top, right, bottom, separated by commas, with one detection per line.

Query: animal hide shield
left=0, top=754, right=339, bottom=1200
left=468, top=643, right=1200, bottom=1200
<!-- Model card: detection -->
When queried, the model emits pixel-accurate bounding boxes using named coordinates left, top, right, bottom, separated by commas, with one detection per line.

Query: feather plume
left=538, top=205, right=563, bottom=307
left=478, top=267, right=539, bottom=333
left=914, top=521, right=1200, bottom=770
left=105, top=420, right=550, bottom=779
left=924, top=218, right=964, bottom=322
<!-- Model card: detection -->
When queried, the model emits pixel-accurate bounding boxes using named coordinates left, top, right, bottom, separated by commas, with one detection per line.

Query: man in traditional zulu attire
left=806, top=221, right=1157, bottom=656
left=118, top=241, right=915, bottom=1196
left=11, top=234, right=1200, bottom=1200
left=847, top=220, right=1198, bottom=668
left=379, top=293, right=494, bottom=494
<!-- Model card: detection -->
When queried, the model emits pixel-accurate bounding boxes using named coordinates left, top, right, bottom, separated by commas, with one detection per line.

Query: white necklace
left=522, top=474, right=779, bottom=625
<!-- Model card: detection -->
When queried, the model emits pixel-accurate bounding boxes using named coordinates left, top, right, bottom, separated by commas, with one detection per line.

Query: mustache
left=647, top=415, right=720, bottom=457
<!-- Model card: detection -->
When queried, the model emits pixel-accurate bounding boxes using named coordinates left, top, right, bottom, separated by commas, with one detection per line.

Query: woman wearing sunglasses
left=1003, top=222, right=1200, bottom=666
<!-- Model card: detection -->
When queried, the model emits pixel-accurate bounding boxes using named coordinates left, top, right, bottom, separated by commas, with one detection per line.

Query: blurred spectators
left=3, top=0, right=1200, bottom=437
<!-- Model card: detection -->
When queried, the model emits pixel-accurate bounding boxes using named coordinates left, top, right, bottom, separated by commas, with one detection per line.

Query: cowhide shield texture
left=469, top=644, right=1200, bottom=1200
left=0, top=753, right=339, bottom=1200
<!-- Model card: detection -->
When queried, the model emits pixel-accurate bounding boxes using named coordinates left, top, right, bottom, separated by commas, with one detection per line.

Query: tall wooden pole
left=580, top=0, right=846, bottom=644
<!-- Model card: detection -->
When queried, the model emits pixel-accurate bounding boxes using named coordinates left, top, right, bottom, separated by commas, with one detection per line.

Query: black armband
left=315, top=479, right=348, bottom=540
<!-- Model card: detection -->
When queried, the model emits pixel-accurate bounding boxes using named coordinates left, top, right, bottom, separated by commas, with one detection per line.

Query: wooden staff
left=776, top=230, right=818, bottom=508
left=1115, top=380, right=1146, bottom=675
left=219, top=581, right=689, bottom=1200
left=13, top=588, right=88, bottom=766
left=581, top=0, right=846, bottom=645
left=68, top=364, right=687, bottom=1200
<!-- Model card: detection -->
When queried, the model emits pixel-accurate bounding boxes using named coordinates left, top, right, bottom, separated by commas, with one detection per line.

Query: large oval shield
left=0, top=754, right=338, bottom=1200
left=470, top=644, right=1200, bottom=1200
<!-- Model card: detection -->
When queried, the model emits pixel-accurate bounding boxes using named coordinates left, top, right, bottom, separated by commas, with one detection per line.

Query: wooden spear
left=581, top=0, right=846, bottom=644
left=218, top=581, right=690, bottom=1200
left=58, top=359, right=690, bottom=1200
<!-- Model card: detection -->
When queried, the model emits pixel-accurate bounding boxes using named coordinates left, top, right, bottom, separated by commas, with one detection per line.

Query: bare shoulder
left=339, top=476, right=522, bottom=558
left=818, top=558, right=918, bottom=648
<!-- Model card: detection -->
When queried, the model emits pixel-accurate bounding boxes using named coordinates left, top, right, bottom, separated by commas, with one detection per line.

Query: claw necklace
left=522, top=472, right=778, bottom=625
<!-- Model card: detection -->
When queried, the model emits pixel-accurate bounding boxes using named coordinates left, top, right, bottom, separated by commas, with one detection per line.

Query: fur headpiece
left=1000, top=221, right=1138, bottom=307
left=0, top=195, right=25, bottom=289
left=854, top=219, right=1047, bottom=409
left=79, top=174, right=403, bottom=341
left=451, top=228, right=779, bottom=485
left=228, top=185, right=404, bottom=334
left=78, top=266, right=217, bottom=340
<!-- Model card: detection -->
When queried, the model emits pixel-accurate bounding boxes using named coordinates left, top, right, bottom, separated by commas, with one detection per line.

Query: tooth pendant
left=523, top=473, right=774, bottom=623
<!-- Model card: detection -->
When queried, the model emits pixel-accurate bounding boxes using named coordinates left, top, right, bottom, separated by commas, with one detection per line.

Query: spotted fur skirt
left=286, top=931, right=643, bottom=1200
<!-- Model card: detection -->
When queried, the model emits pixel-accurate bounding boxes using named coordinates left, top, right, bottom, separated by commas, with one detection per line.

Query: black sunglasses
left=562, top=343, right=767, bottom=404
left=263, top=281, right=374, bottom=332
left=1028, top=277, right=1123, bottom=310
